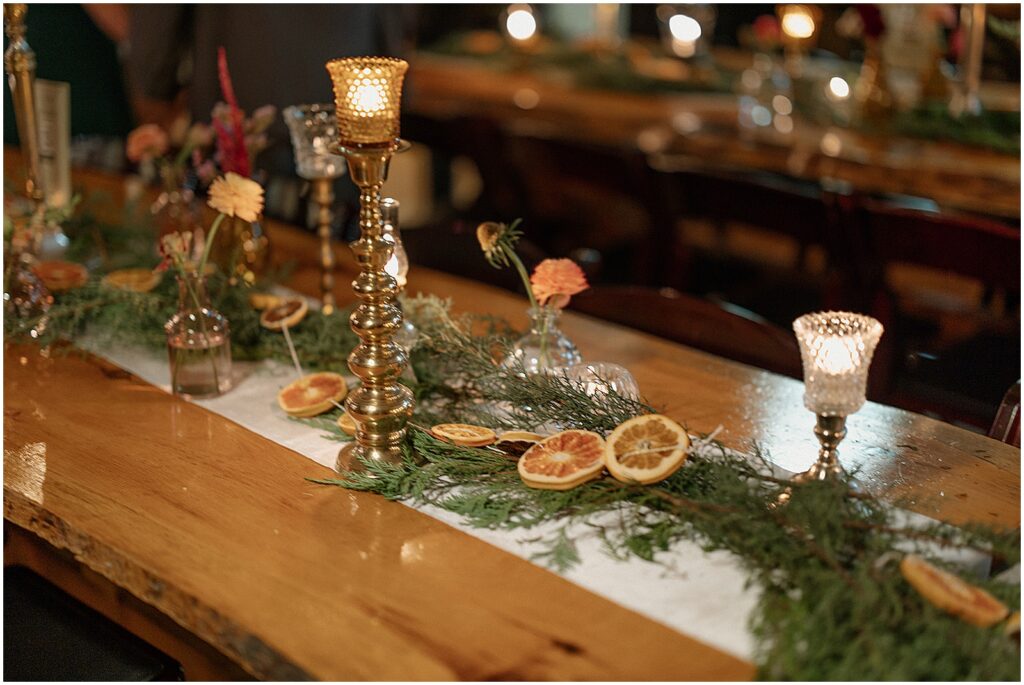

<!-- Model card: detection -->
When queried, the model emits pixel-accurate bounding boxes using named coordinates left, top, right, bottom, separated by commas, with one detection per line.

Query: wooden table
left=4, top=164, right=1020, bottom=679
left=406, top=53, right=1021, bottom=221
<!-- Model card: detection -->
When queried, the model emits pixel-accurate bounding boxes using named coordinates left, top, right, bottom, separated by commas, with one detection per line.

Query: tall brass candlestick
left=326, top=56, right=414, bottom=471
left=3, top=3, right=44, bottom=206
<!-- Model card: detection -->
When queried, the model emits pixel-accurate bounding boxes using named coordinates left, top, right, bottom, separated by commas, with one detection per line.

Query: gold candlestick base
left=334, top=141, right=414, bottom=473
left=775, top=414, right=847, bottom=506
left=310, top=177, right=337, bottom=315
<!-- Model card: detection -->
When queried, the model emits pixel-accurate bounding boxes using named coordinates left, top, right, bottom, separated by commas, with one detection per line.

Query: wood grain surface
left=405, top=54, right=1021, bottom=220
left=4, top=162, right=1019, bottom=680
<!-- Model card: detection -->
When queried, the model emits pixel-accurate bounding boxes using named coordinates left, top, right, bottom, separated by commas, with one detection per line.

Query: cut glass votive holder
left=793, top=311, right=883, bottom=417
left=283, top=104, right=346, bottom=180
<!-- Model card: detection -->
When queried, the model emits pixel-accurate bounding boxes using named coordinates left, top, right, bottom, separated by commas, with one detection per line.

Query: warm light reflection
left=827, top=76, right=851, bottom=100
left=5, top=441, right=47, bottom=504
left=815, top=338, right=856, bottom=374
left=506, top=6, right=537, bottom=41
left=668, top=14, right=701, bottom=42
left=780, top=7, right=815, bottom=39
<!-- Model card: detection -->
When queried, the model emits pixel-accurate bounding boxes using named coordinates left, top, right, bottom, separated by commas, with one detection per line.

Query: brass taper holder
left=4, top=3, right=44, bottom=207
left=326, top=56, right=414, bottom=472
left=310, top=177, right=337, bottom=315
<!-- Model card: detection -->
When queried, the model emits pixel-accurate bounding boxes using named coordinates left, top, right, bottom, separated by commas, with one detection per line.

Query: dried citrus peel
left=900, top=554, right=1009, bottom=628
left=604, top=415, right=690, bottom=485
left=431, top=423, right=497, bottom=447
left=277, top=372, right=348, bottom=418
left=518, top=430, right=606, bottom=490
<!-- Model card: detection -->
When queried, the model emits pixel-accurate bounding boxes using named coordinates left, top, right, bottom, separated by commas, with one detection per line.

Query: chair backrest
left=569, top=285, right=803, bottom=378
left=648, top=153, right=842, bottom=249
left=989, top=380, right=1021, bottom=448
left=856, top=199, right=1021, bottom=293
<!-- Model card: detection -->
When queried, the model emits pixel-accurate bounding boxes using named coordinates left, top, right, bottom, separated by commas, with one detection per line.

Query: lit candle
left=325, top=57, right=408, bottom=146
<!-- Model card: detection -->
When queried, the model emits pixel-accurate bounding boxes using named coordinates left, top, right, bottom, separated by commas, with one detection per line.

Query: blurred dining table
left=3, top=157, right=1020, bottom=679
left=405, top=47, right=1020, bottom=221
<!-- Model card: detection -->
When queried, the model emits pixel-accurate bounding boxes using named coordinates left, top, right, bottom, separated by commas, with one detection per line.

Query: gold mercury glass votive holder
left=791, top=311, right=883, bottom=483
left=325, top=56, right=414, bottom=474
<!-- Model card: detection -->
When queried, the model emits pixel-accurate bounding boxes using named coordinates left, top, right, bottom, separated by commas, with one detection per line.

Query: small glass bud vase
left=165, top=271, right=232, bottom=398
left=507, top=306, right=582, bottom=375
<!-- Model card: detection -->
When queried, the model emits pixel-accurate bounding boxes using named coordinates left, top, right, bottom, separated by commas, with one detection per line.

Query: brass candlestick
left=4, top=3, right=44, bottom=206
left=310, top=177, right=337, bottom=314
left=326, top=56, right=414, bottom=472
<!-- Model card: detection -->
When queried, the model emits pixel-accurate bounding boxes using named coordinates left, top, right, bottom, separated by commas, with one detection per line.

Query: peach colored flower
left=126, top=124, right=169, bottom=162
left=530, top=258, right=588, bottom=308
left=207, top=172, right=264, bottom=222
left=476, top=221, right=504, bottom=260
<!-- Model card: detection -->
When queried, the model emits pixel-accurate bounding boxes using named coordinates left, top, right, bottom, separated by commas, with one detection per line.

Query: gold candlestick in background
left=326, top=56, right=414, bottom=472
left=310, top=177, right=337, bottom=314
left=4, top=3, right=44, bottom=206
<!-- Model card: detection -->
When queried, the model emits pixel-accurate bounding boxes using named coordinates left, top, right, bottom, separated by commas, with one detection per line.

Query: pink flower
left=530, top=258, right=589, bottom=308
left=126, top=124, right=169, bottom=163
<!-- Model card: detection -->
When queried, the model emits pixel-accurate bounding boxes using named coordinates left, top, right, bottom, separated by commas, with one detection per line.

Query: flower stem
left=198, top=213, right=226, bottom=277
left=503, top=245, right=538, bottom=310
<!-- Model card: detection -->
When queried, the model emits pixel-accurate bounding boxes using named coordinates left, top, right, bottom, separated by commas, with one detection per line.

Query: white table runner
left=78, top=333, right=989, bottom=663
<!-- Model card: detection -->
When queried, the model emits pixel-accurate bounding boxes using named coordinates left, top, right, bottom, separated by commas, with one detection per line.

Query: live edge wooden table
left=4, top=167, right=1020, bottom=680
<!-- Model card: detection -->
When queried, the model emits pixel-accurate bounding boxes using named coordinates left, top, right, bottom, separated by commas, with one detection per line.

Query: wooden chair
left=851, top=198, right=1021, bottom=427
left=647, top=153, right=849, bottom=314
left=501, top=128, right=664, bottom=284
left=569, top=285, right=803, bottom=378
left=989, top=380, right=1021, bottom=448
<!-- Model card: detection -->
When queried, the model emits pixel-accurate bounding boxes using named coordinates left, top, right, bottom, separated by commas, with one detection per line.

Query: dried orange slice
left=1005, top=611, right=1020, bottom=638
left=33, top=260, right=88, bottom=292
left=494, top=431, right=545, bottom=458
left=518, top=430, right=606, bottom=490
left=249, top=292, right=284, bottom=310
left=260, top=297, right=309, bottom=330
left=277, top=372, right=347, bottom=418
left=604, top=415, right=690, bottom=485
left=102, top=268, right=161, bottom=293
left=431, top=423, right=497, bottom=447
left=337, top=411, right=357, bottom=436
left=900, top=554, right=1009, bottom=628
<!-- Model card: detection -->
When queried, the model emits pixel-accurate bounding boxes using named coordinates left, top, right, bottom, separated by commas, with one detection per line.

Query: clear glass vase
left=165, top=272, right=232, bottom=398
left=506, top=306, right=582, bottom=375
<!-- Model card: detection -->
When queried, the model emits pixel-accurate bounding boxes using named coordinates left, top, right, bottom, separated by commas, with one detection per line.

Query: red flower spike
left=216, top=47, right=250, bottom=177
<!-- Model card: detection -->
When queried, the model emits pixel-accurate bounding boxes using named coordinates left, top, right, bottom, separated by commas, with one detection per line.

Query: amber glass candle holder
left=325, top=56, right=414, bottom=474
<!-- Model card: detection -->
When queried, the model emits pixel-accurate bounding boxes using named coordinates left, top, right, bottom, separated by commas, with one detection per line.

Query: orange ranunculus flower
left=126, top=124, right=170, bottom=162
left=207, top=172, right=264, bottom=222
left=530, top=258, right=588, bottom=308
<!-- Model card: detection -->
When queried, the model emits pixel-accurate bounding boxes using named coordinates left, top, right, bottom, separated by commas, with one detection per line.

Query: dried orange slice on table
left=260, top=297, right=309, bottom=330
left=494, top=431, right=545, bottom=457
left=518, top=430, right=606, bottom=490
left=900, top=554, right=1009, bottom=628
left=277, top=372, right=347, bottom=418
left=33, top=260, right=88, bottom=292
left=337, top=411, right=358, bottom=436
left=604, top=414, right=690, bottom=484
left=249, top=292, right=284, bottom=310
left=430, top=423, right=497, bottom=447
left=101, top=268, right=161, bottom=293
